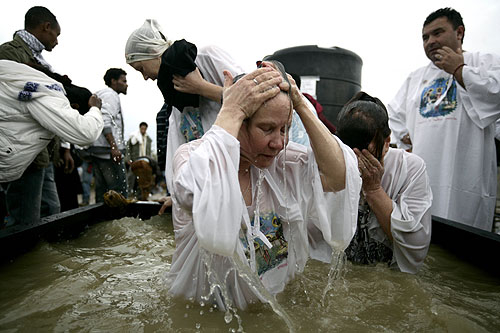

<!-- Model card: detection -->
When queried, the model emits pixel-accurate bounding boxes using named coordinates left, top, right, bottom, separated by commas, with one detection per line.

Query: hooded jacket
left=0, top=60, right=103, bottom=182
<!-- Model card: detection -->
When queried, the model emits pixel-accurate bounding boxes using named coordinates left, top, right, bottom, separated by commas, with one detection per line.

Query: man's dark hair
left=26, top=62, right=91, bottom=115
left=103, top=68, right=127, bottom=87
left=424, top=7, right=465, bottom=43
left=25, top=6, right=58, bottom=30
left=140, top=122, right=148, bottom=128
left=65, top=84, right=92, bottom=115
left=336, top=92, right=391, bottom=161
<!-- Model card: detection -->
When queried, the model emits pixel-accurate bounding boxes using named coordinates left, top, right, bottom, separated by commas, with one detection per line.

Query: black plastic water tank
left=264, top=45, right=362, bottom=126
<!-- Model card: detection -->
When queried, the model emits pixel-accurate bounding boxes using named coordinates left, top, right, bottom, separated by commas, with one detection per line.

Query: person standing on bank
left=126, top=121, right=153, bottom=196
left=0, top=6, right=76, bottom=223
left=126, top=122, right=152, bottom=164
left=0, top=60, right=103, bottom=226
left=388, top=7, right=500, bottom=231
left=87, top=68, right=128, bottom=202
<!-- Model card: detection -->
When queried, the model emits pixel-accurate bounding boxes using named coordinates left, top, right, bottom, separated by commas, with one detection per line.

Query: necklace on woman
left=239, top=168, right=251, bottom=201
left=242, top=179, right=251, bottom=197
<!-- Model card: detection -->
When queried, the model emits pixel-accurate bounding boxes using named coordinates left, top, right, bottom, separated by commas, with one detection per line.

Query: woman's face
left=367, top=135, right=391, bottom=161
left=130, top=58, right=161, bottom=81
left=238, top=93, right=292, bottom=168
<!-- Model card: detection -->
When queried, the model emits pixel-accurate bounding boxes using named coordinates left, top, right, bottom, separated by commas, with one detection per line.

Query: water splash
left=321, top=249, right=347, bottom=307
left=232, top=253, right=296, bottom=332
left=283, top=122, right=300, bottom=273
left=199, top=250, right=244, bottom=332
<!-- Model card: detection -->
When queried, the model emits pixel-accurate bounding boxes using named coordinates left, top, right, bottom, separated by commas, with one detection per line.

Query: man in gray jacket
left=87, top=68, right=129, bottom=202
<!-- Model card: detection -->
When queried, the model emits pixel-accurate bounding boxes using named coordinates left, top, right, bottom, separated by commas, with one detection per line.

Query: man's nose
left=426, top=35, right=438, bottom=46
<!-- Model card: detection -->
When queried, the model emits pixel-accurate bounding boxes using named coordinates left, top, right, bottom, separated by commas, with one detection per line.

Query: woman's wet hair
left=233, top=60, right=291, bottom=92
left=232, top=60, right=292, bottom=118
left=336, top=91, right=391, bottom=160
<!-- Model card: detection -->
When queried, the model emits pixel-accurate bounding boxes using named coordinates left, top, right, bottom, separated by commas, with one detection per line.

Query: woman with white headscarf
left=125, top=19, right=245, bottom=193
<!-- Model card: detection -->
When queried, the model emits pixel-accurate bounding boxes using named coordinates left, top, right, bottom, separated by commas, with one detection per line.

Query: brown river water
left=0, top=214, right=499, bottom=332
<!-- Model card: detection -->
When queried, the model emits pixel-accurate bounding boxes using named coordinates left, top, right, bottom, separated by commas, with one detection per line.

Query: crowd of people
left=0, top=5, right=499, bottom=310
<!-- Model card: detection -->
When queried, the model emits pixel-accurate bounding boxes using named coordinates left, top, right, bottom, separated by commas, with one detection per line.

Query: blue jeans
left=40, top=163, right=61, bottom=218
left=3, top=166, right=44, bottom=227
left=92, top=157, right=128, bottom=203
left=80, top=161, right=93, bottom=203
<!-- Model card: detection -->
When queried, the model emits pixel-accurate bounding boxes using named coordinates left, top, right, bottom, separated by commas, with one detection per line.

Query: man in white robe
left=388, top=7, right=500, bottom=231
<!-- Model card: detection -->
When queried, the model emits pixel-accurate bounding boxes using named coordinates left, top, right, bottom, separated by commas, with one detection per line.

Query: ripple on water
left=0, top=214, right=499, bottom=332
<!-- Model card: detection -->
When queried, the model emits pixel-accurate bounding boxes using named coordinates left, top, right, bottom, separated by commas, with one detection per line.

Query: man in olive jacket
left=0, top=6, right=65, bottom=226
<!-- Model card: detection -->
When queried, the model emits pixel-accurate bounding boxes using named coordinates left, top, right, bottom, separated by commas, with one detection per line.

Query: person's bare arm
left=173, top=68, right=223, bottom=103
left=288, top=76, right=346, bottom=192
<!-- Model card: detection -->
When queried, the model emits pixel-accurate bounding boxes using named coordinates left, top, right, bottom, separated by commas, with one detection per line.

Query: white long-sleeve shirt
left=388, top=51, right=500, bottom=231
left=0, top=60, right=103, bottom=182
left=166, top=125, right=361, bottom=309
left=346, top=148, right=432, bottom=273
left=165, top=45, right=245, bottom=192
left=89, top=87, right=125, bottom=158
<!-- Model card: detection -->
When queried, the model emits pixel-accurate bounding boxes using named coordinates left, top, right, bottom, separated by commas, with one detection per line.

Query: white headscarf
left=125, top=19, right=172, bottom=64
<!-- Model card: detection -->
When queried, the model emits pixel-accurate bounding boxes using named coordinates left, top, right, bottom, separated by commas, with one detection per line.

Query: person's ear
left=42, top=22, right=51, bottom=32
left=456, top=26, right=465, bottom=43
left=384, top=135, right=391, bottom=150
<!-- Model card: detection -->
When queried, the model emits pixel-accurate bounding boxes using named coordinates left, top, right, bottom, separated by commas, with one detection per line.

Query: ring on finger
left=253, top=78, right=259, bottom=85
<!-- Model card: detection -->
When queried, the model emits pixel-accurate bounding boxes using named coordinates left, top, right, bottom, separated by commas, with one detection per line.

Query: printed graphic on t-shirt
left=419, top=77, right=457, bottom=118
left=240, top=212, right=289, bottom=275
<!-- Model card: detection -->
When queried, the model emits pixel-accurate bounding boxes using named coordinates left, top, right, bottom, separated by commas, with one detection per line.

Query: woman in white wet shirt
left=336, top=92, right=432, bottom=273
left=166, top=62, right=361, bottom=309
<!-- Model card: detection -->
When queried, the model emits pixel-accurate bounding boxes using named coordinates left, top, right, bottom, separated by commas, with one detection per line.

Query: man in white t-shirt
left=388, top=7, right=500, bottom=231
left=88, top=68, right=129, bottom=202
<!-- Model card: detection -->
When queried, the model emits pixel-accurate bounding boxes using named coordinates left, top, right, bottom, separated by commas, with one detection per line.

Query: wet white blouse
left=166, top=125, right=361, bottom=309
left=370, top=148, right=433, bottom=273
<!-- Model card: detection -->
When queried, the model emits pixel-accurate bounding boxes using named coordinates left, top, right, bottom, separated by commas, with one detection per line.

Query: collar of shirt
left=15, top=30, right=53, bottom=71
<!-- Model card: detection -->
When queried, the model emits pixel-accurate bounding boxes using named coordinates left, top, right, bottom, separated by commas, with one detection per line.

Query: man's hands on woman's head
left=221, top=67, right=282, bottom=119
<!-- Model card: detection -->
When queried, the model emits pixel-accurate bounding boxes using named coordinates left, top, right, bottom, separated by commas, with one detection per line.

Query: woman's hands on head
left=286, top=73, right=307, bottom=111
left=259, top=61, right=306, bottom=111
left=214, top=67, right=282, bottom=138
left=221, top=67, right=282, bottom=119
